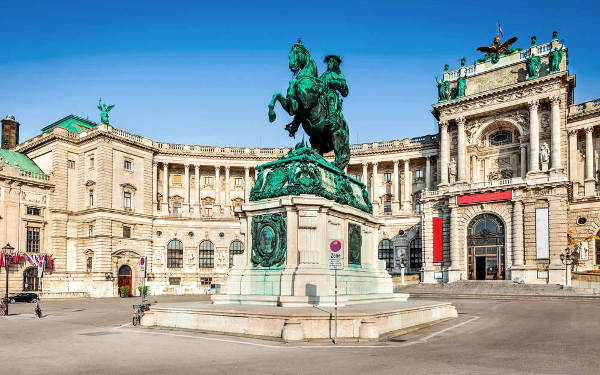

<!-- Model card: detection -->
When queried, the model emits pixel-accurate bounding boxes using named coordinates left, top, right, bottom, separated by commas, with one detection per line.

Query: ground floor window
left=596, top=231, right=600, bottom=265
left=409, top=238, right=422, bottom=270
left=167, top=239, right=184, bottom=268
left=27, top=227, right=40, bottom=253
left=378, top=239, right=394, bottom=272
left=23, top=267, right=38, bottom=291
left=199, top=240, right=215, bottom=268
left=229, top=240, right=244, bottom=268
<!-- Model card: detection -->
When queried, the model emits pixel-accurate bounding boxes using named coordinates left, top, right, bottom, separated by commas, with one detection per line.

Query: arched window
left=229, top=240, right=245, bottom=268
left=199, top=240, right=215, bottom=269
left=489, top=130, right=512, bottom=146
left=409, top=238, right=422, bottom=270
left=23, top=267, right=38, bottom=291
left=167, top=239, right=183, bottom=268
left=378, top=239, right=394, bottom=272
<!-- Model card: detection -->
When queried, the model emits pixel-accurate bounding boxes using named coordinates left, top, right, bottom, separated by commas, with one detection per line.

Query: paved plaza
left=1, top=296, right=599, bottom=374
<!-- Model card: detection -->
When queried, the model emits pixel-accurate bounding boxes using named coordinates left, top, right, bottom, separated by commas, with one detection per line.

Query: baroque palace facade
left=1, top=31, right=599, bottom=297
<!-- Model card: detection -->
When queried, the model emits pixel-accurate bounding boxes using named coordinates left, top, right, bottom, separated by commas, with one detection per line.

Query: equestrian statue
left=268, top=39, right=350, bottom=170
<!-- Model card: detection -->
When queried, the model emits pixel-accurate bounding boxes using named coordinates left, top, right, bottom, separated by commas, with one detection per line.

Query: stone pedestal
left=212, top=195, right=405, bottom=307
left=584, top=179, right=596, bottom=198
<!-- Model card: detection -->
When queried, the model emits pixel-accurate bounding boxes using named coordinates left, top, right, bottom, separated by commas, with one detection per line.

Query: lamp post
left=560, top=247, right=577, bottom=287
left=2, top=243, right=14, bottom=316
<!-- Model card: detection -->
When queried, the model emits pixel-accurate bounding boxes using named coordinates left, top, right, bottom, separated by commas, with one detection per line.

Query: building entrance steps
left=394, top=280, right=600, bottom=299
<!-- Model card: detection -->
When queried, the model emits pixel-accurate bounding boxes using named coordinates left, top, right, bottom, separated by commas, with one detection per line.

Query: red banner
left=456, top=190, right=513, bottom=205
left=433, top=217, right=443, bottom=262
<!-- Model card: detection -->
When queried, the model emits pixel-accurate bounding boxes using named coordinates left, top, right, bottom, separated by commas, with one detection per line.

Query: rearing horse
left=268, top=39, right=350, bottom=170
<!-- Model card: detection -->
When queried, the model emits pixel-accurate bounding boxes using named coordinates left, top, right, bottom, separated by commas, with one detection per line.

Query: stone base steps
left=394, top=280, right=600, bottom=299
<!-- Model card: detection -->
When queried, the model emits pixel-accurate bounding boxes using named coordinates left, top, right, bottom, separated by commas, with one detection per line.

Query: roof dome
left=4, top=115, right=15, bottom=121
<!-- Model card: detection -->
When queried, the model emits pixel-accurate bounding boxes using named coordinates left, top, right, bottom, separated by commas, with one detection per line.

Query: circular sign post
left=328, top=239, right=343, bottom=344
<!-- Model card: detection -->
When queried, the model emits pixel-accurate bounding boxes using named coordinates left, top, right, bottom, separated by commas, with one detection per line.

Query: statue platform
left=141, top=299, right=457, bottom=342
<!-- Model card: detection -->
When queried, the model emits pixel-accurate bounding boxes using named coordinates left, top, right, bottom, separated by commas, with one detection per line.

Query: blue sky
left=1, top=0, right=598, bottom=147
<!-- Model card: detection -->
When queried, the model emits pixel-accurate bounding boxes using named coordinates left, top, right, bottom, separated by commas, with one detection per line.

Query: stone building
left=1, top=30, right=599, bottom=297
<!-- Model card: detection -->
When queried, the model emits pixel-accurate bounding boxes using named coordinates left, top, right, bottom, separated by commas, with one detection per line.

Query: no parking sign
left=328, top=239, right=343, bottom=270
left=139, top=257, right=147, bottom=278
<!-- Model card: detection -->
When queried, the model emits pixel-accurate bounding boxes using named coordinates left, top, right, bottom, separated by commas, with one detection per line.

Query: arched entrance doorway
left=467, top=214, right=505, bottom=280
left=118, top=265, right=133, bottom=296
left=23, top=267, right=39, bottom=291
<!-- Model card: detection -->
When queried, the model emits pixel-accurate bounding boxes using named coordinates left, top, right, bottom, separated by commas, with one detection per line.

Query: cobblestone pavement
left=1, top=296, right=599, bottom=374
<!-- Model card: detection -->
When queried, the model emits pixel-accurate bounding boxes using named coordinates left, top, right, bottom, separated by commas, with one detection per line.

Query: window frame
left=123, top=226, right=131, bottom=238
left=26, top=206, right=41, bottom=216
left=26, top=227, right=41, bottom=253
left=123, top=192, right=132, bottom=210
left=123, top=159, right=132, bottom=171
left=409, top=238, right=422, bottom=270
left=378, top=239, right=394, bottom=272
left=229, top=240, right=245, bottom=268
left=199, top=240, right=215, bottom=269
left=167, top=239, right=184, bottom=269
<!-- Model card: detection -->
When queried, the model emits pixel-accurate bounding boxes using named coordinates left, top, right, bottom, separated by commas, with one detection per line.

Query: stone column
left=362, top=163, right=368, bottom=186
left=448, top=205, right=461, bottom=282
left=584, top=126, right=595, bottom=197
left=568, top=130, right=578, bottom=182
left=214, top=166, right=221, bottom=206
left=194, top=165, right=200, bottom=217
left=528, top=100, right=540, bottom=173
left=224, top=166, right=231, bottom=209
left=439, top=121, right=449, bottom=186
left=425, top=156, right=431, bottom=190
left=550, top=95, right=562, bottom=170
left=392, top=160, right=400, bottom=213
left=372, top=162, right=379, bottom=211
left=162, top=162, right=169, bottom=212
left=470, top=155, right=477, bottom=183
left=152, top=162, right=158, bottom=210
left=520, top=143, right=527, bottom=178
left=244, top=167, right=250, bottom=202
left=183, top=163, right=190, bottom=214
left=512, top=200, right=524, bottom=268
left=403, top=159, right=411, bottom=210
left=456, top=116, right=466, bottom=182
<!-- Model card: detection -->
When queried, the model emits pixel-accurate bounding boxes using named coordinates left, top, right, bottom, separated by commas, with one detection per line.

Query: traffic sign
left=328, top=239, right=343, bottom=270
left=139, top=257, right=147, bottom=278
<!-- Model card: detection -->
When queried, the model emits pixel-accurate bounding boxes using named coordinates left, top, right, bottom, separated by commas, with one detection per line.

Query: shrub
left=119, top=285, right=130, bottom=296
left=137, top=285, right=149, bottom=296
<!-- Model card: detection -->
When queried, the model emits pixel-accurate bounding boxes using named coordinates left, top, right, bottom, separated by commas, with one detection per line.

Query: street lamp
left=2, top=243, right=14, bottom=316
left=560, top=247, right=577, bottom=287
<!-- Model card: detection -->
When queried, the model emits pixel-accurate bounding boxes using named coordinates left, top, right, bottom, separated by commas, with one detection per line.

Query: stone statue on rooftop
left=98, top=98, right=115, bottom=124
left=267, top=39, right=350, bottom=170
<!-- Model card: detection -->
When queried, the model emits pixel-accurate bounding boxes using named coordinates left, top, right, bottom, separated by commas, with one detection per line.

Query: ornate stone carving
left=448, top=158, right=457, bottom=183
left=488, top=169, right=513, bottom=180
left=540, top=143, right=550, bottom=163
left=348, top=223, right=362, bottom=266
left=251, top=212, right=287, bottom=268
left=528, top=99, right=539, bottom=111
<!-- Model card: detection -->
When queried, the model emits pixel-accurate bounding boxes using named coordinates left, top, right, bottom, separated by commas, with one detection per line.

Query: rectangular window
left=26, top=227, right=40, bottom=253
left=26, top=207, right=41, bottom=216
left=204, top=204, right=213, bottom=217
left=123, top=192, right=132, bottom=209
left=86, top=257, right=93, bottom=272
left=168, top=277, right=181, bottom=285
left=200, top=277, right=212, bottom=285
left=414, top=202, right=421, bottom=212
left=384, top=200, right=392, bottom=213
left=123, top=226, right=131, bottom=238
left=205, top=176, right=213, bottom=185
left=89, top=191, right=94, bottom=207
left=536, top=207, right=549, bottom=259
left=89, top=157, right=94, bottom=169
left=123, top=159, right=132, bottom=170
left=173, top=202, right=182, bottom=215
left=88, top=224, right=93, bottom=237
left=67, top=160, right=75, bottom=169
left=415, top=169, right=424, bottom=179
left=355, top=174, right=361, bottom=182
left=384, top=172, right=391, bottom=182
left=234, top=177, right=243, bottom=185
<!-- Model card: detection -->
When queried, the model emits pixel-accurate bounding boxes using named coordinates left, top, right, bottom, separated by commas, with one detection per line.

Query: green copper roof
left=0, top=149, right=43, bottom=173
left=41, top=114, right=97, bottom=133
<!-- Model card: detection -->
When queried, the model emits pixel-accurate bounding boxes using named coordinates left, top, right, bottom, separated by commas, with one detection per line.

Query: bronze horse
left=268, top=40, right=350, bottom=170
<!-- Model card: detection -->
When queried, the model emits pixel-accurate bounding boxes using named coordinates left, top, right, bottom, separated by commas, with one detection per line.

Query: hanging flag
left=0, top=253, right=4, bottom=267
left=37, top=258, right=44, bottom=278
left=24, top=253, right=36, bottom=266
left=498, top=22, right=504, bottom=38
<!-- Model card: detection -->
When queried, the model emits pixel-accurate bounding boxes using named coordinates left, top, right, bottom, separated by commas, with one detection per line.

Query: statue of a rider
left=319, top=55, right=348, bottom=132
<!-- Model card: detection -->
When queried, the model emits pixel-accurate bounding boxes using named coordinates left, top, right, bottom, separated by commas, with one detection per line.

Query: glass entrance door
left=468, top=245, right=505, bottom=280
